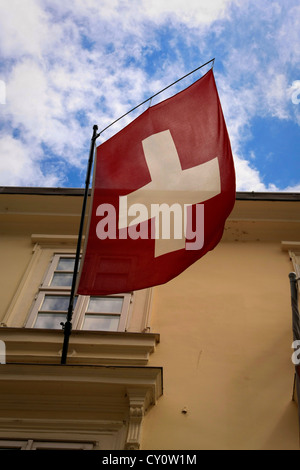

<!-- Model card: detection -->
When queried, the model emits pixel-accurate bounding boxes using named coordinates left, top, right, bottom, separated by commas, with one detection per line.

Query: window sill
left=0, top=327, right=160, bottom=366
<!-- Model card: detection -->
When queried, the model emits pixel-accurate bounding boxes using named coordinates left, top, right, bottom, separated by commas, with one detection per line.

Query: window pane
left=51, top=272, right=73, bottom=287
left=56, top=258, right=76, bottom=271
left=87, top=297, right=123, bottom=314
left=83, top=314, right=120, bottom=331
left=34, top=313, right=67, bottom=329
left=41, top=295, right=70, bottom=311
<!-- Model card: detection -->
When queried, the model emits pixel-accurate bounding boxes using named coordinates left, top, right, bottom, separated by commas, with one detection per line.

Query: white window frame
left=41, top=253, right=78, bottom=290
left=26, top=253, right=132, bottom=332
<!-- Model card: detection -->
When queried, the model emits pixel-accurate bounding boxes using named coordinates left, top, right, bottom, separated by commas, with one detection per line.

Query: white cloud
left=263, top=73, right=290, bottom=120
left=0, top=0, right=299, bottom=192
left=283, top=183, right=300, bottom=192
left=0, top=135, right=61, bottom=186
left=5, top=58, right=89, bottom=165
left=142, top=0, right=236, bottom=24
left=0, top=0, right=60, bottom=58
left=233, top=154, right=278, bottom=192
left=275, top=4, right=300, bottom=66
left=7, top=60, right=55, bottom=133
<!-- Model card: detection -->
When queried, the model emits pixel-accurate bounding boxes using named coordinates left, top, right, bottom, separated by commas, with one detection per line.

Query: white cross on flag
left=77, top=69, right=235, bottom=295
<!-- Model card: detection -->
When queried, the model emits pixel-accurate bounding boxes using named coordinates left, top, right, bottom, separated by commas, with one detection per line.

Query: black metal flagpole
left=61, top=124, right=99, bottom=365
left=290, top=272, right=300, bottom=397
left=289, top=272, right=300, bottom=445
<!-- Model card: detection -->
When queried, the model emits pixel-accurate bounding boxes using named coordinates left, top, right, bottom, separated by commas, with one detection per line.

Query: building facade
left=0, top=187, right=299, bottom=450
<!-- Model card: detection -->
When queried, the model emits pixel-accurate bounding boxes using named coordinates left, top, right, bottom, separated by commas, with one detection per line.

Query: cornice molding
left=0, top=363, right=163, bottom=450
left=0, top=327, right=160, bottom=366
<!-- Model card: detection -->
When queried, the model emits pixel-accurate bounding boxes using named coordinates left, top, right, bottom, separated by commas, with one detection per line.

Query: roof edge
left=0, top=187, right=299, bottom=201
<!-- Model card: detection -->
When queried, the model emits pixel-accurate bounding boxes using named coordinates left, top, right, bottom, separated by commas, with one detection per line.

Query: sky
left=0, top=0, right=299, bottom=192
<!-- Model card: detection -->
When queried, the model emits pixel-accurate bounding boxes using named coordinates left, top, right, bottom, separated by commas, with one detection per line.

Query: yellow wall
left=0, top=192, right=87, bottom=324
left=143, top=241, right=299, bottom=450
left=0, top=191, right=300, bottom=449
left=0, top=234, right=33, bottom=323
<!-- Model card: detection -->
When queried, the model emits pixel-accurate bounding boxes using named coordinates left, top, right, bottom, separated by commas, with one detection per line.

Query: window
left=26, top=254, right=131, bottom=332
left=0, top=439, right=94, bottom=450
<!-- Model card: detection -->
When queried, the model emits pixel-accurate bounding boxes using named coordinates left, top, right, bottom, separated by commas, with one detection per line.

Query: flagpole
left=290, top=272, right=300, bottom=401
left=290, top=272, right=300, bottom=345
left=60, top=124, right=99, bottom=365
left=289, top=271, right=300, bottom=448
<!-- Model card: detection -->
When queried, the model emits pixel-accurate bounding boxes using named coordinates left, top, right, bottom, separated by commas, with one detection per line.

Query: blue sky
left=0, top=0, right=299, bottom=192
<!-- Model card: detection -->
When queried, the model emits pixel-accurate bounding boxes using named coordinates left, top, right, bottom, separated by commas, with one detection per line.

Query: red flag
left=77, top=69, right=235, bottom=295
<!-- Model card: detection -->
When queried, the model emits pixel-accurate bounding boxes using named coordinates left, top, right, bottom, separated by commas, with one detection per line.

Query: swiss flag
left=77, top=69, right=235, bottom=295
